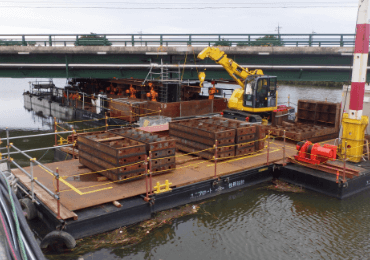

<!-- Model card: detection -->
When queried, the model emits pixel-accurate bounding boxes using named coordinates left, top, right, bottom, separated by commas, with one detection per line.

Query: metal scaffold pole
left=214, top=140, right=218, bottom=178
left=144, top=155, right=149, bottom=201
left=149, top=151, right=153, bottom=195
left=266, top=130, right=270, bottom=165
left=54, top=117, right=57, bottom=146
left=30, top=158, right=35, bottom=202
left=283, top=130, right=286, bottom=166
left=56, top=167, right=61, bottom=219
left=6, top=128, right=10, bottom=171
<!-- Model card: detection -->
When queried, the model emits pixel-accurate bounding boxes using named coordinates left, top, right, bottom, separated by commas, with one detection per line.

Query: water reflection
left=97, top=187, right=370, bottom=260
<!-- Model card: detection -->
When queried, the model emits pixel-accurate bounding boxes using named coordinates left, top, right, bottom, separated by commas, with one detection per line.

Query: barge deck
left=12, top=140, right=294, bottom=221
left=8, top=136, right=370, bottom=243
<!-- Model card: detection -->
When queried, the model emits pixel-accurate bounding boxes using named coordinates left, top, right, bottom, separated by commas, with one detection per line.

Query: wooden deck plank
left=59, top=147, right=79, bottom=158
left=12, top=140, right=297, bottom=220
left=13, top=170, right=78, bottom=220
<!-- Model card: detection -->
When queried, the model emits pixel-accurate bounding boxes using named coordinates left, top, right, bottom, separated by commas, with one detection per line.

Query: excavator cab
left=243, top=75, right=277, bottom=109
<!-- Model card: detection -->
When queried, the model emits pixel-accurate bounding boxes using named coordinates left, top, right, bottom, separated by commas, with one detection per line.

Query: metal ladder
left=142, top=59, right=182, bottom=103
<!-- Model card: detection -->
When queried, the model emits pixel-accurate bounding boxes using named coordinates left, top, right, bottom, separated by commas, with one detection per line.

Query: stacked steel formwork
left=267, top=100, right=341, bottom=142
left=78, top=132, right=147, bottom=181
left=169, top=117, right=265, bottom=160
left=109, top=98, right=148, bottom=123
left=110, top=128, right=176, bottom=172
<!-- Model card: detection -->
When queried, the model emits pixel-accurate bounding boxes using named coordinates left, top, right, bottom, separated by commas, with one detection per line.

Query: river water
left=3, top=79, right=369, bottom=260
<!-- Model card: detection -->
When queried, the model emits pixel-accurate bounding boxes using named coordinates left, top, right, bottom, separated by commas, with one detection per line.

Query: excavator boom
left=197, top=46, right=278, bottom=122
left=197, top=47, right=263, bottom=88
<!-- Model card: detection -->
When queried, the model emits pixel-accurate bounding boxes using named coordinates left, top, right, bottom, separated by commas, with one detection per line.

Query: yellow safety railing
left=154, top=180, right=172, bottom=194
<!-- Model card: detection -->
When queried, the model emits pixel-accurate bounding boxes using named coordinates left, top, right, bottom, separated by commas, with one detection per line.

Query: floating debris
left=48, top=204, right=200, bottom=257
left=266, top=179, right=304, bottom=193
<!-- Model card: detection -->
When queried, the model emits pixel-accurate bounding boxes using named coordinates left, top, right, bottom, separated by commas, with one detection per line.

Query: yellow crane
left=197, top=47, right=278, bottom=122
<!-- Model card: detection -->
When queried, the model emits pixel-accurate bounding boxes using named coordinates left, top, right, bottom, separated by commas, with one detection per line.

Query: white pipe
left=7, top=131, right=73, bottom=140
left=0, top=63, right=357, bottom=70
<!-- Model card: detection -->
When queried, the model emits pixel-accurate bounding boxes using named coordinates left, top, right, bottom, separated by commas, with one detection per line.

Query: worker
left=208, top=81, right=218, bottom=100
left=146, top=83, right=158, bottom=101
left=126, top=85, right=137, bottom=98
left=110, top=83, right=116, bottom=95
left=256, top=79, right=268, bottom=107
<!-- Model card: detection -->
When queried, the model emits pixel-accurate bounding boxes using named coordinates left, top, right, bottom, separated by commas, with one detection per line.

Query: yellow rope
left=61, top=160, right=146, bottom=178
left=36, top=164, right=113, bottom=195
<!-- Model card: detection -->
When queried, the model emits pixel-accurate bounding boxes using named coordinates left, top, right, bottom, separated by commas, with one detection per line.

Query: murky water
left=2, top=79, right=364, bottom=260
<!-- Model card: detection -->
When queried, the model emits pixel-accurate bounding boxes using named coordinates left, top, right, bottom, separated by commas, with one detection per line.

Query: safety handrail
left=0, top=33, right=357, bottom=47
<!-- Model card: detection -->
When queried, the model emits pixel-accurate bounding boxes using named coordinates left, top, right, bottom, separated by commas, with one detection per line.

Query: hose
left=0, top=205, right=21, bottom=260
left=0, top=173, right=45, bottom=260
left=20, top=232, right=36, bottom=260
left=0, top=191, right=18, bottom=251
left=0, top=193, right=36, bottom=260
left=1, top=172, right=27, bottom=260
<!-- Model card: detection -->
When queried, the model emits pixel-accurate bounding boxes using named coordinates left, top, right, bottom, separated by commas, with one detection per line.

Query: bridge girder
left=0, top=46, right=358, bottom=82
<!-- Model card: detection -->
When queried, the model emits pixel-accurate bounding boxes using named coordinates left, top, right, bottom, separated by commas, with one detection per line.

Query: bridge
left=0, top=33, right=361, bottom=81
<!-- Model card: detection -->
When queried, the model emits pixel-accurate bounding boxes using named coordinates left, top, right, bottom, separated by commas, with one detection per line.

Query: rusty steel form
left=200, top=117, right=265, bottom=155
left=267, top=100, right=341, bottom=142
left=169, top=118, right=236, bottom=160
left=108, top=96, right=227, bottom=120
left=109, top=98, right=148, bottom=123
left=78, top=132, right=147, bottom=182
left=169, top=117, right=265, bottom=160
left=67, top=130, right=106, bottom=146
left=110, top=128, right=176, bottom=173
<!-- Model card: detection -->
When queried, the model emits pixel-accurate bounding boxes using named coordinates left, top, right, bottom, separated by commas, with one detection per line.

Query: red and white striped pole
left=342, top=0, right=370, bottom=163
left=349, top=0, right=369, bottom=120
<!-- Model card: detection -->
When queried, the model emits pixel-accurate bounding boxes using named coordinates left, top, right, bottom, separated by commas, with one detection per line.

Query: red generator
left=295, top=141, right=337, bottom=165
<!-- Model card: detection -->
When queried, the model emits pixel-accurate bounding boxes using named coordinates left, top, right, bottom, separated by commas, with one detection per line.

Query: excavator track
left=222, top=110, right=263, bottom=123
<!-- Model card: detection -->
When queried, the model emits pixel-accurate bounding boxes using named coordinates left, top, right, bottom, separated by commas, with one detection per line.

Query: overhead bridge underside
left=0, top=46, right=359, bottom=81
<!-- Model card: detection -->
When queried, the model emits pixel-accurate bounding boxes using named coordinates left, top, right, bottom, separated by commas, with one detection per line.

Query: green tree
left=253, top=35, right=284, bottom=46
left=213, top=38, right=232, bottom=47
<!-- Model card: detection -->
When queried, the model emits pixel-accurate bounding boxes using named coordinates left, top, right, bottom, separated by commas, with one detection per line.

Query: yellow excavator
left=197, top=47, right=278, bottom=122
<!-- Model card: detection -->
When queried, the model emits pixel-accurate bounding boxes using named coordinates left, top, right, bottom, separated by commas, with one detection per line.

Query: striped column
left=349, top=0, right=369, bottom=120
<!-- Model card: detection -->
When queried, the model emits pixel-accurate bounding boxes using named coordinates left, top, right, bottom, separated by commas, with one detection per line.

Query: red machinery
left=295, top=141, right=337, bottom=165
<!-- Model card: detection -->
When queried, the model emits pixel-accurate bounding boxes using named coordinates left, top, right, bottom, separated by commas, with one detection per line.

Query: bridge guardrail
left=0, top=33, right=358, bottom=47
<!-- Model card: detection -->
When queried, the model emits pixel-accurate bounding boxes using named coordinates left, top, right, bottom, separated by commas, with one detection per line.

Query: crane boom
left=197, top=47, right=263, bottom=88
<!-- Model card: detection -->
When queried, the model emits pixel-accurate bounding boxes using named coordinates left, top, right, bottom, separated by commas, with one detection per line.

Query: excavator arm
left=197, top=47, right=264, bottom=88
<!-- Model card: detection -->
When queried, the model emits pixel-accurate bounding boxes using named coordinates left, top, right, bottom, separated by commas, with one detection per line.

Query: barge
left=11, top=77, right=370, bottom=250
left=1, top=117, right=370, bottom=250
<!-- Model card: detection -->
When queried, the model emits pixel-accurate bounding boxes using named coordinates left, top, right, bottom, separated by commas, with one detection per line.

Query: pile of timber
left=169, top=117, right=265, bottom=160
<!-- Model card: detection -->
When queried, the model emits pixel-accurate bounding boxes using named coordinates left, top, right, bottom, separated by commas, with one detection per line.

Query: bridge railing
left=0, top=34, right=357, bottom=47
